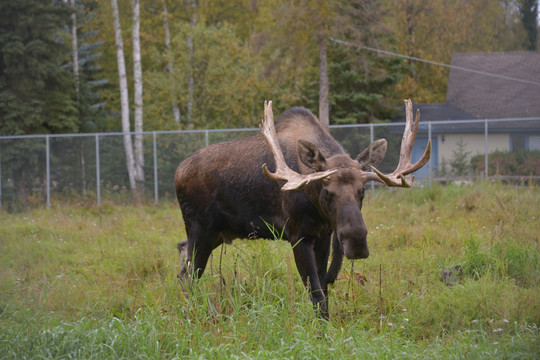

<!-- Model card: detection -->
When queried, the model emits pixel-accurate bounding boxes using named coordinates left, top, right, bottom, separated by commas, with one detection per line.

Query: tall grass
left=0, top=181, right=538, bottom=358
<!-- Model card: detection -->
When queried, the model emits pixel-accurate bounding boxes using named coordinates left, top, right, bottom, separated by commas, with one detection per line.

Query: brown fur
left=174, top=106, right=387, bottom=319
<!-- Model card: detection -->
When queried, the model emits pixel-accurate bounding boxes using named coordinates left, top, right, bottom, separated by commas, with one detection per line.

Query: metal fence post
left=428, top=121, right=432, bottom=187
left=205, top=130, right=209, bottom=147
left=370, top=123, right=375, bottom=195
left=153, top=131, right=158, bottom=204
left=484, top=119, right=488, bottom=179
left=96, top=134, right=101, bottom=205
left=46, top=135, right=50, bottom=207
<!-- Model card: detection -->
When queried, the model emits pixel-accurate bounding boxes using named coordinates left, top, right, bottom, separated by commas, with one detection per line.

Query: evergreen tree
left=75, top=40, right=109, bottom=132
left=321, top=0, right=407, bottom=125
left=449, top=138, right=472, bottom=176
left=0, top=0, right=78, bottom=135
left=0, top=0, right=82, bottom=206
left=519, top=0, right=538, bottom=50
left=69, top=0, right=109, bottom=133
left=327, top=44, right=405, bottom=125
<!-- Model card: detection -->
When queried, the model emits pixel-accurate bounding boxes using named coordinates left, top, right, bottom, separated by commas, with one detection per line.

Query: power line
left=331, top=38, right=540, bottom=87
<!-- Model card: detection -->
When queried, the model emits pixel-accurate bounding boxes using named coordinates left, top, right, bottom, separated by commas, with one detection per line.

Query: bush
left=471, top=150, right=540, bottom=176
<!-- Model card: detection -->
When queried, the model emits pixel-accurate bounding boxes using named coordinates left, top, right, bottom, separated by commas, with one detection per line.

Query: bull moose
left=175, top=100, right=430, bottom=319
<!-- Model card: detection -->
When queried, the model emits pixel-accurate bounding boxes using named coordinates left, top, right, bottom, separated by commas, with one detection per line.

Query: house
left=403, top=51, right=540, bottom=178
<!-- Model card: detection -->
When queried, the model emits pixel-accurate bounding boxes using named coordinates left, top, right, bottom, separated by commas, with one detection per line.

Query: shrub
left=471, top=150, right=540, bottom=176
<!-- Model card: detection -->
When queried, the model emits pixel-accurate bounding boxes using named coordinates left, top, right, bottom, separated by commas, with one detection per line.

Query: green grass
left=1, top=181, right=538, bottom=359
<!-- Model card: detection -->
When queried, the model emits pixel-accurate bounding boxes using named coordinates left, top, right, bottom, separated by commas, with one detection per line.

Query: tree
left=162, top=0, right=181, bottom=123
left=170, top=21, right=262, bottom=128
left=110, top=0, right=137, bottom=192
left=386, top=0, right=530, bottom=103
left=70, top=0, right=80, bottom=100
left=0, top=0, right=79, bottom=204
left=81, top=0, right=535, bottom=134
left=309, top=0, right=334, bottom=130
left=449, top=138, right=472, bottom=176
left=327, top=44, right=406, bottom=124
left=328, top=0, right=406, bottom=124
left=519, top=0, right=538, bottom=50
left=318, top=17, right=330, bottom=130
left=254, top=0, right=402, bottom=127
left=186, top=0, right=198, bottom=127
left=132, top=0, right=144, bottom=190
left=0, top=0, right=78, bottom=135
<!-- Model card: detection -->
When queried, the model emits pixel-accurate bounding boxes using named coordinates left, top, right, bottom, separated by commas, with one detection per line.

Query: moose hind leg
left=179, top=220, right=219, bottom=282
left=177, top=240, right=190, bottom=282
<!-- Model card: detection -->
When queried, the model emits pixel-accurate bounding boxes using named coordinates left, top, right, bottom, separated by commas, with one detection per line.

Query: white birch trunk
left=132, top=0, right=144, bottom=188
left=163, top=1, right=181, bottom=123
left=110, top=0, right=136, bottom=191
left=70, top=0, right=79, bottom=99
left=318, top=29, right=330, bottom=131
left=70, top=0, right=86, bottom=194
left=187, top=0, right=197, bottom=126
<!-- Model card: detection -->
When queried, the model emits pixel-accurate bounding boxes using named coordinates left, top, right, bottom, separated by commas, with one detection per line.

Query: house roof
left=446, top=52, right=540, bottom=119
left=391, top=52, right=540, bottom=133
left=393, top=103, right=540, bottom=134
left=412, top=103, right=476, bottom=121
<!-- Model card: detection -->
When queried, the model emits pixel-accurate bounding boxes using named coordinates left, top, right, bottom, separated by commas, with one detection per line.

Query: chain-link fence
left=1, top=118, right=539, bottom=209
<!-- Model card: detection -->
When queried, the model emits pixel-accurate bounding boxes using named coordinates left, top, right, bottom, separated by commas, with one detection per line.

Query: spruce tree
left=0, top=0, right=79, bottom=206
left=0, top=0, right=78, bottom=135
left=519, top=0, right=538, bottom=50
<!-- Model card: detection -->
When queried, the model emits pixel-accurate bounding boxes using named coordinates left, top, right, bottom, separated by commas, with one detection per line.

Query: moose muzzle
left=339, top=228, right=370, bottom=259
left=337, top=205, right=370, bottom=259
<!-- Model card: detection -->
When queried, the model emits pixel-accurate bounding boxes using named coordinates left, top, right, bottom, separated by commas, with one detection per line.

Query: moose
left=175, top=100, right=430, bottom=319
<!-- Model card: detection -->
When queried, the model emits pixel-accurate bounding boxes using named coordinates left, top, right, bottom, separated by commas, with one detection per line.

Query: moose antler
left=364, top=99, right=431, bottom=187
left=260, top=101, right=337, bottom=191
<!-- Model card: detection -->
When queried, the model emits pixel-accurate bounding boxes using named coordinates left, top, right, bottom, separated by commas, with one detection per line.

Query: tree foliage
left=146, top=21, right=262, bottom=129
left=519, top=0, right=539, bottom=50
left=386, top=0, right=528, bottom=103
left=1, top=0, right=535, bottom=135
left=0, top=0, right=77, bottom=135
left=327, top=0, right=407, bottom=124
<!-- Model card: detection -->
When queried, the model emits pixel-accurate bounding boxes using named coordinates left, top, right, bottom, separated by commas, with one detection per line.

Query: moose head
left=259, top=100, right=431, bottom=259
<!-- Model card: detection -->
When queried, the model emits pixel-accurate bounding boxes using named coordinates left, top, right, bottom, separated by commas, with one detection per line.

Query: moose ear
left=356, top=139, right=387, bottom=171
left=298, top=139, right=327, bottom=171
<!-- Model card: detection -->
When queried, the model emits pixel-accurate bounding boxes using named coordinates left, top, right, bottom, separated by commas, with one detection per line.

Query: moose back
left=175, top=100, right=430, bottom=319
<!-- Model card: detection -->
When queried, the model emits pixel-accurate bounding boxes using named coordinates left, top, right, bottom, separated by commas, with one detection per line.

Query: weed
left=0, top=182, right=538, bottom=358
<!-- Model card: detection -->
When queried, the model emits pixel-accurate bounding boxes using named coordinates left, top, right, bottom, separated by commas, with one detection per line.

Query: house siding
left=437, top=133, right=509, bottom=165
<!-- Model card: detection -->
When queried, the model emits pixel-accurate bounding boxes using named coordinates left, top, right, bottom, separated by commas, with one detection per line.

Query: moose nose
left=343, top=243, right=369, bottom=259
left=339, top=227, right=369, bottom=259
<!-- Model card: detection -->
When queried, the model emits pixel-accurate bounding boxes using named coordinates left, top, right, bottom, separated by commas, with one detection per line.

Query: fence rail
left=1, top=117, right=539, bottom=209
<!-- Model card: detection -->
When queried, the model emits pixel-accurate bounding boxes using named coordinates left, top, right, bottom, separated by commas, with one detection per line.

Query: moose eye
left=323, top=189, right=331, bottom=202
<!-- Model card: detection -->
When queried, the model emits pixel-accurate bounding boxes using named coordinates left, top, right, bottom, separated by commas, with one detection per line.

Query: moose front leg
left=291, top=238, right=329, bottom=320
left=314, top=234, right=332, bottom=316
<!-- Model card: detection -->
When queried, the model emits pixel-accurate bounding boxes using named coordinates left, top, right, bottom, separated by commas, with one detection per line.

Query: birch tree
left=70, top=0, right=79, bottom=99
left=162, top=0, right=181, bottom=123
left=318, top=28, right=329, bottom=131
left=187, top=0, right=197, bottom=126
left=110, top=0, right=136, bottom=191
left=69, top=0, right=88, bottom=194
left=307, top=1, right=332, bottom=130
left=132, top=0, right=144, bottom=189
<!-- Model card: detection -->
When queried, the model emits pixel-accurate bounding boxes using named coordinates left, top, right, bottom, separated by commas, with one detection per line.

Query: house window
left=511, top=135, right=526, bottom=151
left=530, top=136, right=540, bottom=150
left=511, top=134, right=540, bottom=151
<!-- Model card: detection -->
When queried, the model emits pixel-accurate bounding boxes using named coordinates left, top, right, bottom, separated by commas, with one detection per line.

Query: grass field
left=0, top=181, right=538, bottom=359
